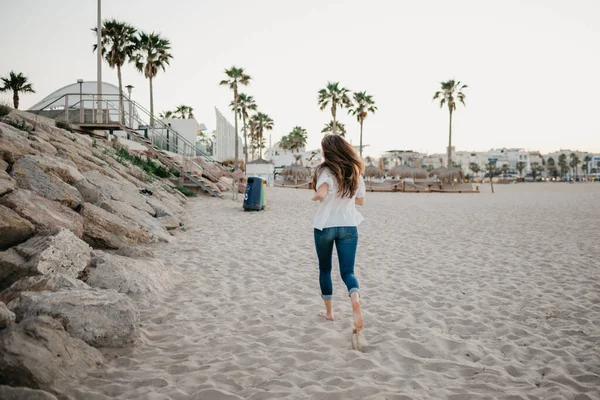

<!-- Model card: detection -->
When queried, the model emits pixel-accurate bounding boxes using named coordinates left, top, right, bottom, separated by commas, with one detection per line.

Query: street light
left=125, top=85, right=134, bottom=128
left=77, top=79, right=84, bottom=123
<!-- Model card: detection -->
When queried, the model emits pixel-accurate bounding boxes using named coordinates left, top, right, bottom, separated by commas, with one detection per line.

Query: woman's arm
left=311, top=183, right=329, bottom=201
left=355, top=197, right=365, bottom=206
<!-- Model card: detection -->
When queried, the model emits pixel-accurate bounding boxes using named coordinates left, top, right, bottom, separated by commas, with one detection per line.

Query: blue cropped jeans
left=314, top=226, right=360, bottom=300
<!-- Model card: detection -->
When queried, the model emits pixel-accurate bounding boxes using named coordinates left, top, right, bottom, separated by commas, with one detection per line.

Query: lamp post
left=96, top=0, right=102, bottom=123
left=125, top=84, right=134, bottom=128
left=77, top=79, right=84, bottom=123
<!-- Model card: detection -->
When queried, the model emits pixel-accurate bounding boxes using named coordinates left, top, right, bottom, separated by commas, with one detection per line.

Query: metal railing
left=29, top=93, right=238, bottom=198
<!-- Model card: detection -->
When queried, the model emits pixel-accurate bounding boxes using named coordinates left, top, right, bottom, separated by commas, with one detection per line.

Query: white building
left=214, top=107, right=241, bottom=163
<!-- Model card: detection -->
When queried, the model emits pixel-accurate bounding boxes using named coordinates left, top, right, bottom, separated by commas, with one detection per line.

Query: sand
left=65, top=183, right=600, bottom=400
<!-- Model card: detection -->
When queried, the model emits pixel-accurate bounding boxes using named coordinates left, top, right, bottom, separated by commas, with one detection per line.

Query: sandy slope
left=66, top=183, right=600, bottom=400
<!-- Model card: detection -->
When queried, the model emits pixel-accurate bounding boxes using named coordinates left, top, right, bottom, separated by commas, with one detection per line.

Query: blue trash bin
left=243, top=177, right=263, bottom=211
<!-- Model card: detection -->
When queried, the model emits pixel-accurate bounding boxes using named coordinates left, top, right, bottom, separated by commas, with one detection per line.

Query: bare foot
left=352, top=300, right=364, bottom=332
left=351, top=328, right=366, bottom=352
left=319, top=311, right=335, bottom=321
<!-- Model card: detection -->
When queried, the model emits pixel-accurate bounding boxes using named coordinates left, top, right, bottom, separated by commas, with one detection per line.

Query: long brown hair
left=313, top=134, right=365, bottom=198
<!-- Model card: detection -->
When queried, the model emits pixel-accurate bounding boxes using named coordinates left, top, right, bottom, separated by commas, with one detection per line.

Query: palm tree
left=569, top=153, right=580, bottom=180
left=530, top=162, right=543, bottom=181
left=547, top=157, right=558, bottom=179
left=253, top=112, right=273, bottom=159
left=288, top=126, right=308, bottom=153
left=220, top=66, right=251, bottom=170
left=558, top=154, right=569, bottom=178
left=516, top=161, right=527, bottom=177
left=133, top=32, right=173, bottom=128
left=349, top=91, right=377, bottom=158
left=93, top=20, right=137, bottom=125
left=231, top=93, right=257, bottom=166
left=322, top=120, right=346, bottom=137
left=174, top=104, right=194, bottom=119
left=0, top=71, right=35, bottom=109
left=159, top=110, right=174, bottom=119
left=433, top=79, right=468, bottom=168
left=279, top=135, right=291, bottom=154
left=318, top=82, right=352, bottom=135
left=582, top=155, right=592, bottom=180
left=469, top=162, right=481, bottom=179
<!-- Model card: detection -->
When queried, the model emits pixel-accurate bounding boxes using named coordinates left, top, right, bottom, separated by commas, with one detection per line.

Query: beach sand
left=66, top=183, right=600, bottom=400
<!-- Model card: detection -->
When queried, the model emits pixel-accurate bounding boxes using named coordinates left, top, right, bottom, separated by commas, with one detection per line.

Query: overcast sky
left=1, top=0, right=599, bottom=156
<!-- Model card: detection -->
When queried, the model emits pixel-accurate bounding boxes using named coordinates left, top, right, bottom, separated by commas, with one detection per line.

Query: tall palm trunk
left=149, top=76, right=155, bottom=128
left=331, top=103, right=337, bottom=135
left=359, top=118, right=364, bottom=158
left=242, top=114, right=248, bottom=168
left=13, top=91, right=19, bottom=109
left=117, top=65, right=125, bottom=125
left=447, top=110, right=453, bottom=168
left=258, top=126, right=263, bottom=159
left=233, top=88, right=239, bottom=170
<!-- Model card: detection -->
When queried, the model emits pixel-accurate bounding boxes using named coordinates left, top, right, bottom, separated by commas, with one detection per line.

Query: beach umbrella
left=388, top=164, right=408, bottom=178
left=429, top=166, right=448, bottom=177
left=402, top=167, right=429, bottom=179
left=437, top=167, right=465, bottom=182
left=365, top=164, right=383, bottom=179
left=281, top=154, right=310, bottom=180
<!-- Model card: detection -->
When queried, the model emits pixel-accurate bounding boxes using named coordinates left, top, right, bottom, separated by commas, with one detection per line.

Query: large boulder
left=158, top=214, right=181, bottom=230
left=0, top=385, right=58, bottom=400
left=86, top=250, right=178, bottom=298
left=0, top=301, right=15, bottom=329
left=25, top=154, right=83, bottom=184
left=0, top=273, right=90, bottom=305
left=9, top=289, right=139, bottom=348
left=0, top=170, right=16, bottom=196
left=10, top=156, right=83, bottom=209
left=0, top=229, right=91, bottom=291
left=74, top=170, right=155, bottom=215
left=0, top=189, right=84, bottom=238
left=80, top=202, right=153, bottom=249
left=0, top=122, right=35, bottom=163
left=0, top=205, right=35, bottom=250
left=0, top=316, right=103, bottom=393
left=97, top=199, right=171, bottom=243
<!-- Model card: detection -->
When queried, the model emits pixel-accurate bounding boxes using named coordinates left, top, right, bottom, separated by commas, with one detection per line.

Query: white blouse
left=313, top=167, right=366, bottom=230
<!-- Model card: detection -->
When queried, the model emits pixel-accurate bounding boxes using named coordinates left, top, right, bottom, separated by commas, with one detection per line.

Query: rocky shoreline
left=0, top=110, right=217, bottom=398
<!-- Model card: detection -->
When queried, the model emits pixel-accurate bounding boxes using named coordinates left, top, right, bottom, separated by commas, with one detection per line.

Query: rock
left=97, top=199, right=171, bottom=243
left=158, top=214, right=181, bottom=230
left=0, top=301, right=15, bottom=329
left=114, top=246, right=155, bottom=258
left=29, top=136, right=58, bottom=156
left=0, top=170, right=16, bottom=196
left=9, top=289, right=139, bottom=348
left=80, top=202, right=153, bottom=249
left=26, top=154, right=83, bottom=184
left=10, top=156, right=83, bottom=209
left=0, top=205, right=35, bottom=250
left=0, top=316, right=103, bottom=393
left=86, top=250, right=177, bottom=297
left=0, top=385, right=58, bottom=400
left=0, top=273, right=90, bottom=305
left=0, top=159, right=7, bottom=171
left=0, top=122, right=35, bottom=164
left=0, top=189, right=84, bottom=238
left=0, top=229, right=91, bottom=292
left=74, top=170, right=155, bottom=215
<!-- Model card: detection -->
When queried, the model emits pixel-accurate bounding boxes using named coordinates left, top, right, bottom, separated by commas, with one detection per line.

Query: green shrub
left=55, top=121, right=71, bottom=131
left=174, top=186, right=196, bottom=197
left=0, top=104, right=11, bottom=118
left=7, top=119, right=29, bottom=133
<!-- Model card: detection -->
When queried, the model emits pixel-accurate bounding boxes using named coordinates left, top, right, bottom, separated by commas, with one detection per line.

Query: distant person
left=311, top=134, right=366, bottom=349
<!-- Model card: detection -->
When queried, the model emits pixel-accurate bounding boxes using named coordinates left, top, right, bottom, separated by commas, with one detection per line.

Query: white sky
left=1, top=0, right=599, bottom=156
